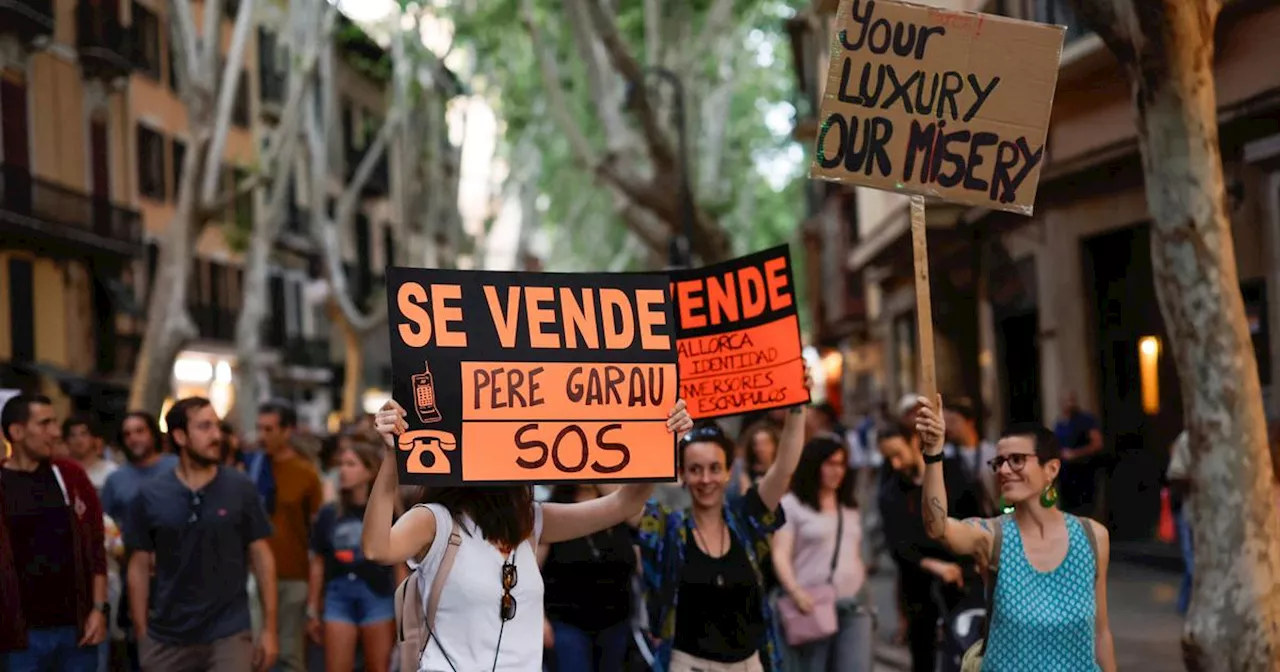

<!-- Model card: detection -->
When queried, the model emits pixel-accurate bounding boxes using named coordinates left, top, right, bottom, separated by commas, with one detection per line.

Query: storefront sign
left=386, top=267, right=679, bottom=486
left=670, top=245, right=810, bottom=419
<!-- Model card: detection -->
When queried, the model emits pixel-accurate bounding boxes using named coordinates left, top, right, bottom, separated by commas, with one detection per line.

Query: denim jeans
left=785, top=597, right=875, bottom=672
left=545, top=620, right=630, bottom=672
left=2, top=625, right=99, bottom=672
left=1177, top=508, right=1193, bottom=615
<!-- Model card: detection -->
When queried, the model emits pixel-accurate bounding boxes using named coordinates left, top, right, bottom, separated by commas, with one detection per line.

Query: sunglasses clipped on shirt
left=500, top=558, right=518, bottom=622
left=187, top=490, right=204, bottom=524
left=987, top=453, right=1041, bottom=474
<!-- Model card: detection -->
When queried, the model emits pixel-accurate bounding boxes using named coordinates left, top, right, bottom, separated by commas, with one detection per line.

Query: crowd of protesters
left=0, top=376, right=1136, bottom=672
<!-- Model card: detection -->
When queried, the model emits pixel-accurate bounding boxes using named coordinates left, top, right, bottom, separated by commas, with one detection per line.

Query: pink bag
left=777, top=510, right=845, bottom=647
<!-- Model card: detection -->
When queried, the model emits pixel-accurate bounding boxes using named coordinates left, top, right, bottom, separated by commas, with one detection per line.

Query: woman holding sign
left=363, top=398, right=693, bottom=672
left=635, top=370, right=811, bottom=672
left=913, top=397, right=1116, bottom=672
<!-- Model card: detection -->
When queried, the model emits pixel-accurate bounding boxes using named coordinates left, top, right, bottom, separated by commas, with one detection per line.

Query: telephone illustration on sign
left=398, top=430, right=458, bottom=475
left=412, top=361, right=442, bottom=424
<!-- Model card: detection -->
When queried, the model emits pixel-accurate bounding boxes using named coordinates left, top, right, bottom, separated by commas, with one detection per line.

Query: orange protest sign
left=386, top=268, right=679, bottom=486
left=670, top=246, right=810, bottom=419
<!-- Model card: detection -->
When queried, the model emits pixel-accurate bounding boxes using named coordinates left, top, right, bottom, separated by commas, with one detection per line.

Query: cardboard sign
left=670, top=245, right=810, bottom=419
left=809, top=0, right=1065, bottom=214
left=385, top=267, right=680, bottom=486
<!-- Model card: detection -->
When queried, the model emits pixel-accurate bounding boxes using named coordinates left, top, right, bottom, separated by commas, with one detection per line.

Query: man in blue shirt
left=126, top=397, right=277, bottom=672
left=1053, top=391, right=1105, bottom=517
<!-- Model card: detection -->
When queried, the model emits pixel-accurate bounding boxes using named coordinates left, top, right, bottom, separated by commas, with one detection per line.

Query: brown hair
left=335, top=439, right=383, bottom=517
left=422, top=486, right=535, bottom=552
left=740, top=420, right=781, bottom=478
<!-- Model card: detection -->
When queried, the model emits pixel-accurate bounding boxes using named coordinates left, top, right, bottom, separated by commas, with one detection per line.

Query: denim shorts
left=324, top=574, right=395, bottom=627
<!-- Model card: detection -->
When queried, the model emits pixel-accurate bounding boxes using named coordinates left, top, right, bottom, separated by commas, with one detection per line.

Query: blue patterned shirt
left=637, top=487, right=786, bottom=672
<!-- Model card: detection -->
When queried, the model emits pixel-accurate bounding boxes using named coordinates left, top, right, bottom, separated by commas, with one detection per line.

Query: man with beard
left=126, top=397, right=278, bottom=672
left=877, top=424, right=983, bottom=672
left=0, top=394, right=109, bottom=670
left=102, top=412, right=178, bottom=669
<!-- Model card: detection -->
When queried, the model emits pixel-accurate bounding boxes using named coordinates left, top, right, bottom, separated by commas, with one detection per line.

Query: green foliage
left=445, top=0, right=809, bottom=272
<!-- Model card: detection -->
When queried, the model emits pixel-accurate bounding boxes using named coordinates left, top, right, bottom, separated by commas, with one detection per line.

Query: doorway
left=1083, top=224, right=1183, bottom=542
left=997, top=310, right=1041, bottom=424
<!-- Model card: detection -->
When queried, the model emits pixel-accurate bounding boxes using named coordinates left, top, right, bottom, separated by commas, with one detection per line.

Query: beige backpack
left=394, top=518, right=463, bottom=672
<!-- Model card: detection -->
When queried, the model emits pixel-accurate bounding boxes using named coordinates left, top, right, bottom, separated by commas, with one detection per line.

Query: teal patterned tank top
left=982, top=514, right=1100, bottom=671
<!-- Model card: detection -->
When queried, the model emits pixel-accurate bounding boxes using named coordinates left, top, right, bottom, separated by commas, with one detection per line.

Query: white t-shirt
left=410, top=503, right=544, bottom=672
left=85, top=459, right=118, bottom=492
left=779, top=493, right=866, bottom=600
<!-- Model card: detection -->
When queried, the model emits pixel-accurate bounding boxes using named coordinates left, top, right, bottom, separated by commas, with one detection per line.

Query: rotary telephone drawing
left=398, top=430, right=458, bottom=475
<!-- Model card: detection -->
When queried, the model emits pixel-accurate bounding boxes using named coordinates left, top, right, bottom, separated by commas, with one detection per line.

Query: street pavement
left=866, top=552, right=1186, bottom=671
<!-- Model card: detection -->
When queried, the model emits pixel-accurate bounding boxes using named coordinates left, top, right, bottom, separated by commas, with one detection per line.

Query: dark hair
left=548, top=483, right=592, bottom=505
left=679, top=421, right=733, bottom=469
left=876, top=424, right=906, bottom=443
left=813, top=402, right=839, bottom=426
left=949, top=396, right=978, bottom=422
left=740, top=420, right=780, bottom=478
left=1, top=393, right=52, bottom=442
left=258, top=400, right=297, bottom=429
left=118, top=411, right=162, bottom=453
left=166, top=397, right=213, bottom=443
left=63, top=415, right=100, bottom=438
left=423, top=486, right=535, bottom=550
left=1000, top=422, right=1062, bottom=463
left=791, top=437, right=858, bottom=510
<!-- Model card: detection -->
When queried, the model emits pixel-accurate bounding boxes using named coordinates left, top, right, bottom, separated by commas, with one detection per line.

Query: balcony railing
left=78, top=0, right=133, bottom=81
left=0, top=0, right=54, bottom=42
left=0, top=164, right=143, bottom=255
left=345, top=145, right=389, bottom=198
left=284, top=337, right=331, bottom=368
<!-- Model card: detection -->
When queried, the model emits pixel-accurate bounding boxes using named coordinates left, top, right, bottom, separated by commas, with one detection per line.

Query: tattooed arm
left=916, top=395, right=994, bottom=560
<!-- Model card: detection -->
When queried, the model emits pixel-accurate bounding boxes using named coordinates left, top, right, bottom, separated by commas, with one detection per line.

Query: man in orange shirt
left=257, top=401, right=321, bottom=672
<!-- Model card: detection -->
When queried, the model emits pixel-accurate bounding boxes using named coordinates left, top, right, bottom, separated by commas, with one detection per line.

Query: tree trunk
left=1137, top=25, right=1280, bottom=672
left=1070, top=1, right=1280, bottom=669
left=127, top=135, right=207, bottom=415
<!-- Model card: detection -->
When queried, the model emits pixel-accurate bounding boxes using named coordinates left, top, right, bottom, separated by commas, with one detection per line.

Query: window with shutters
left=136, top=125, right=166, bottom=200
left=171, top=138, right=186, bottom=197
left=8, top=258, right=35, bottom=362
left=133, top=5, right=162, bottom=80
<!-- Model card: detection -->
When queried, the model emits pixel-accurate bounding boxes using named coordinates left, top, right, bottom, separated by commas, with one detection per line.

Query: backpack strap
left=426, top=525, right=463, bottom=631
left=1075, top=514, right=1100, bottom=581
left=979, top=515, right=1005, bottom=655
left=396, top=506, right=464, bottom=672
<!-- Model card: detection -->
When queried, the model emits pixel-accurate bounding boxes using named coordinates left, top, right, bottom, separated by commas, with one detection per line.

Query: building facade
left=0, top=0, right=141, bottom=423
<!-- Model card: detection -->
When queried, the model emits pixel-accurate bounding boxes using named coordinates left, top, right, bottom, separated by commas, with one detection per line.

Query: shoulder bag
left=777, top=508, right=844, bottom=647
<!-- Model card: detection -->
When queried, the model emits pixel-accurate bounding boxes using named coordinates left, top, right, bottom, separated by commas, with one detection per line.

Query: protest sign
left=386, top=267, right=679, bottom=486
left=809, top=0, right=1065, bottom=214
left=670, top=245, right=810, bottom=420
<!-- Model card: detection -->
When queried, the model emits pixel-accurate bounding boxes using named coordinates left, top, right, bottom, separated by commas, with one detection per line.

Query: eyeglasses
left=187, top=490, right=203, bottom=524
left=988, top=453, right=1040, bottom=474
left=500, top=559, right=518, bottom=622
left=680, top=425, right=726, bottom=448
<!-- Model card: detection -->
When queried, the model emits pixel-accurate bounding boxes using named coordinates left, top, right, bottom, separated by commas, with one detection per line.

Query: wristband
left=923, top=451, right=945, bottom=464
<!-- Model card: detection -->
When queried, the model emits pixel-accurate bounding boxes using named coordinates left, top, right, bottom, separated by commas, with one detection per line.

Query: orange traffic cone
left=1158, top=487, right=1176, bottom=543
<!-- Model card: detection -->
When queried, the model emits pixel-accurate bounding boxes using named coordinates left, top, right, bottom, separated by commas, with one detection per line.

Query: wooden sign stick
left=910, top=195, right=937, bottom=402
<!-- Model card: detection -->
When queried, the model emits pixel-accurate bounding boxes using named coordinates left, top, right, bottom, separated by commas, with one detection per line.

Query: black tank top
left=673, top=526, right=764, bottom=663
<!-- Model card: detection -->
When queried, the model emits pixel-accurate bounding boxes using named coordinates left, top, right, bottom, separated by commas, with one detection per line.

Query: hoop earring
left=1040, top=481, right=1059, bottom=509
